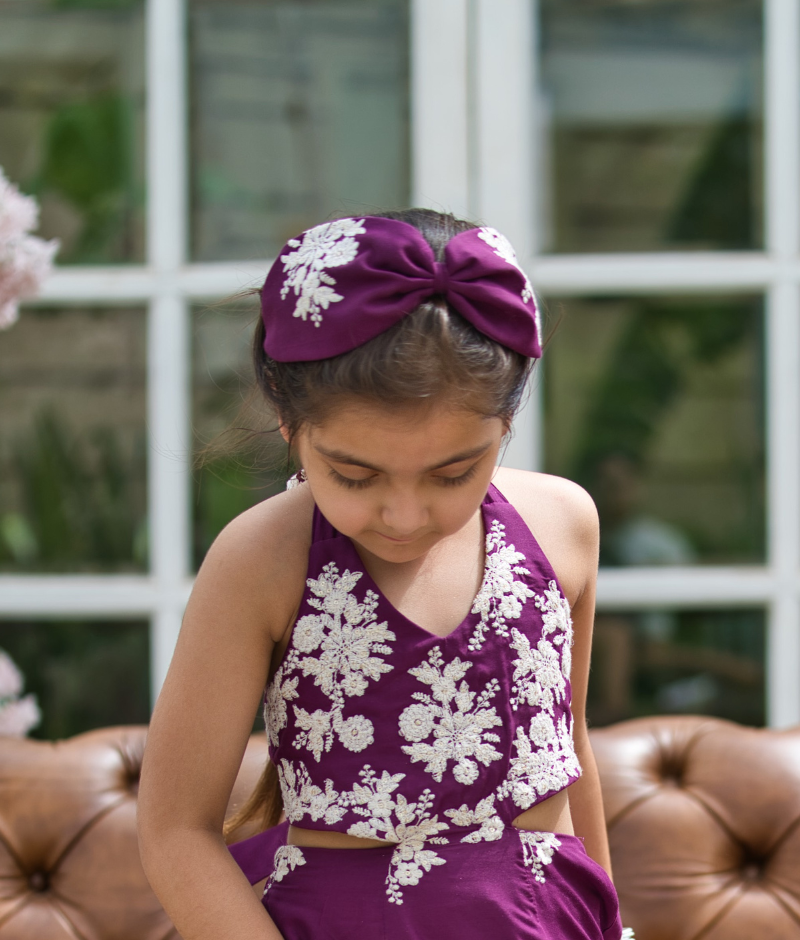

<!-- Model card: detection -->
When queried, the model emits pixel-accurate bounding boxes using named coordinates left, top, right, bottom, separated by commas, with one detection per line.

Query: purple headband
left=260, top=216, right=541, bottom=362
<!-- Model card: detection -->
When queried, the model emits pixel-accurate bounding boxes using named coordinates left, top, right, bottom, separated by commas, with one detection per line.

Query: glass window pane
left=589, top=608, right=765, bottom=727
left=544, top=295, right=765, bottom=565
left=540, top=0, right=763, bottom=253
left=0, top=620, right=150, bottom=740
left=0, top=307, right=147, bottom=573
left=189, top=0, right=411, bottom=262
left=192, top=302, right=288, bottom=569
left=0, top=1, right=145, bottom=264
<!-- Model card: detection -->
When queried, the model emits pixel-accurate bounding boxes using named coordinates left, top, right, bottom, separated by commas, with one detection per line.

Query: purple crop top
left=264, top=482, right=582, bottom=898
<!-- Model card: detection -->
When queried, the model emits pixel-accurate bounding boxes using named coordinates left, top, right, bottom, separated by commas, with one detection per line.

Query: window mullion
left=411, top=0, right=470, bottom=218
left=146, top=0, right=190, bottom=702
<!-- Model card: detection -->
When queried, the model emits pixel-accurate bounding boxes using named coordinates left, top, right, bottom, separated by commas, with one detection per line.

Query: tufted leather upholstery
left=0, top=717, right=798, bottom=939
left=592, top=716, right=800, bottom=940
left=0, top=726, right=268, bottom=940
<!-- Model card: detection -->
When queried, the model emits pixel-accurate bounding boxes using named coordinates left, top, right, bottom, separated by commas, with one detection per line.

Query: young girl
left=138, top=209, right=631, bottom=939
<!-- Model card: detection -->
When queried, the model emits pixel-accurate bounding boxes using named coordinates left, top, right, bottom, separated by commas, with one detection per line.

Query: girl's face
left=291, top=400, right=506, bottom=564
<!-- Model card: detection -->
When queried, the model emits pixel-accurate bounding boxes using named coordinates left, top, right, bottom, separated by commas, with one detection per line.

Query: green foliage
left=0, top=622, right=150, bottom=740
left=51, top=0, right=141, bottom=12
left=572, top=299, right=761, bottom=485
left=0, top=409, right=147, bottom=572
left=193, top=455, right=287, bottom=568
left=669, top=116, right=760, bottom=250
left=33, top=93, right=139, bottom=263
left=568, top=298, right=765, bottom=563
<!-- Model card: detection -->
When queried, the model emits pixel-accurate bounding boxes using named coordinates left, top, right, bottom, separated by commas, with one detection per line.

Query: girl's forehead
left=303, top=403, right=503, bottom=467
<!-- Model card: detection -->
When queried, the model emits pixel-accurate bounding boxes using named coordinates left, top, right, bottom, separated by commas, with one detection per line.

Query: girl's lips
left=379, top=532, right=419, bottom=543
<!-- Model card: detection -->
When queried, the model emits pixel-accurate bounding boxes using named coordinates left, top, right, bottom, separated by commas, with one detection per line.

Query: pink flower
left=0, top=650, right=23, bottom=699
left=0, top=166, right=59, bottom=329
left=0, top=695, right=41, bottom=738
left=0, top=650, right=41, bottom=737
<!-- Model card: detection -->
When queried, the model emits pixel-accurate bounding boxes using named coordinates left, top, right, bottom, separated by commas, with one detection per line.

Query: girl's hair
left=223, top=207, right=534, bottom=840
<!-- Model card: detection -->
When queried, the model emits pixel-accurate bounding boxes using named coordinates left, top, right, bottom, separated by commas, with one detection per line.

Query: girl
left=138, top=209, right=631, bottom=939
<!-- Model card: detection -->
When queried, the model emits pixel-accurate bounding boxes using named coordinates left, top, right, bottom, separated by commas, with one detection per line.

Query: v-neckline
left=342, top=490, right=492, bottom=643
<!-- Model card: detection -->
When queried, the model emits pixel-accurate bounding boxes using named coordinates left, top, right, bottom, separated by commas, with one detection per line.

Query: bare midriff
left=287, top=788, right=574, bottom=849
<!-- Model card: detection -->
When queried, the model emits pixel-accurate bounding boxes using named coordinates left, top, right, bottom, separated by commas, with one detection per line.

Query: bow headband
left=260, top=216, right=541, bottom=362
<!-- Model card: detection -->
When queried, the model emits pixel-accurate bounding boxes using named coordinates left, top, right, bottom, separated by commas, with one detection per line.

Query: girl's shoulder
left=492, top=467, right=599, bottom=607
left=195, top=483, right=316, bottom=643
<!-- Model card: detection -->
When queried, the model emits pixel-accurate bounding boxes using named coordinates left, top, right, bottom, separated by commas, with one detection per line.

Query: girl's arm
left=138, top=490, right=311, bottom=940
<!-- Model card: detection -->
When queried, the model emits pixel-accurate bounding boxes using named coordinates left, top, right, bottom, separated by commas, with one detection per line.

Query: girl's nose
left=380, top=491, right=429, bottom=537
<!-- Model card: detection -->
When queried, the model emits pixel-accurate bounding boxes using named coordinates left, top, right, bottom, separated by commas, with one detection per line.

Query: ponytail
left=223, top=758, right=284, bottom=841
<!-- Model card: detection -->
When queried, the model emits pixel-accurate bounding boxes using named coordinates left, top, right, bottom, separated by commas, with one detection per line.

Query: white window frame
left=1, top=0, right=798, bottom=727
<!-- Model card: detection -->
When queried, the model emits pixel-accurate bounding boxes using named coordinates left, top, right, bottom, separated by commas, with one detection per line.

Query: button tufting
left=742, top=863, right=762, bottom=882
left=28, top=871, right=49, bottom=892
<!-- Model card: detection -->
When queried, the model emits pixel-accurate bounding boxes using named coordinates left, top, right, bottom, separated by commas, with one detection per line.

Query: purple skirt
left=229, top=823, right=623, bottom=940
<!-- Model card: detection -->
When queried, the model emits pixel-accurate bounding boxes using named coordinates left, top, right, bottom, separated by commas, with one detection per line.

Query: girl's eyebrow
left=314, top=442, right=494, bottom=474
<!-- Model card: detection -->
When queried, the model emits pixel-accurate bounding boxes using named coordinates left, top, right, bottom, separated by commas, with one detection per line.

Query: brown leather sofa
left=0, top=716, right=798, bottom=939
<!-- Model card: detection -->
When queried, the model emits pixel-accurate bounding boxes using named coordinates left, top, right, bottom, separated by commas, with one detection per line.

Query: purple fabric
left=230, top=829, right=622, bottom=940
left=228, top=482, right=622, bottom=937
left=260, top=217, right=541, bottom=362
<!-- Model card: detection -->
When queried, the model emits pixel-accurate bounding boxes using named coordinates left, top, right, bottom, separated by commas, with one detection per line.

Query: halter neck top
left=266, top=481, right=581, bottom=851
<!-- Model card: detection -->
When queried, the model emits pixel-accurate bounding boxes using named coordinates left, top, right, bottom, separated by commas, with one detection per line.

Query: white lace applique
left=496, top=576, right=580, bottom=807
left=280, top=218, right=366, bottom=326
left=621, top=931, right=636, bottom=940
left=508, top=628, right=566, bottom=714
left=498, top=714, right=581, bottom=809
left=399, top=646, right=502, bottom=784
left=263, top=845, right=306, bottom=895
left=468, top=520, right=535, bottom=652
left=277, top=758, right=347, bottom=826
left=536, top=579, right=575, bottom=680
left=290, top=562, right=395, bottom=760
left=444, top=794, right=505, bottom=843
left=265, top=650, right=300, bottom=748
left=477, top=227, right=535, bottom=307
left=518, top=830, right=561, bottom=884
left=343, top=765, right=449, bottom=905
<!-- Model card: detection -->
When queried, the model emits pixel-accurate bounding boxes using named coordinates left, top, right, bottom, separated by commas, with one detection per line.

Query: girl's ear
left=279, top=423, right=291, bottom=444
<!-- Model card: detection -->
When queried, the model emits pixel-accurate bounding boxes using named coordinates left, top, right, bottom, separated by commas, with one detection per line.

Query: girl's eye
left=434, top=463, right=479, bottom=487
left=329, top=468, right=376, bottom=489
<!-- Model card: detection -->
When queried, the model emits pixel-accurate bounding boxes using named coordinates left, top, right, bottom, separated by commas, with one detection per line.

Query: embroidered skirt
left=229, top=822, right=624, bottom=940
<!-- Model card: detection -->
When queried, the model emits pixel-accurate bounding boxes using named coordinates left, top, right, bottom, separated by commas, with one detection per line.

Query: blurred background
left=1, top=0, right=795, bottom=738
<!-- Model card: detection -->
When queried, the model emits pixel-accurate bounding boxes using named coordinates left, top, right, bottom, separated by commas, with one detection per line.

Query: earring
left=286, top=467, right=308, bottom=490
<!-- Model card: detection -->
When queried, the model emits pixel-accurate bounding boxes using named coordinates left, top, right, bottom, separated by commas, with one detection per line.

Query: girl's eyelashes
left=328, top=467, right=377, bottom=489
left=327, top=461, right=481, bottom=490
left=434, top=463, right=480, bottom=487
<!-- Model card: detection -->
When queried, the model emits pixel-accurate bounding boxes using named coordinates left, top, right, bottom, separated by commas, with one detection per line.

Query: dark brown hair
left=223, top=208, right=535, bottom=840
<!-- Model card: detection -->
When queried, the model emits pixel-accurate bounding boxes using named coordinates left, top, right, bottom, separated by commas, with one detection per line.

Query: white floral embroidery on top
left=476, top=227, right=535, bottom=307
left=621, top=931, right=636, bottom=940
left=286, top=562, right=395, bottom=760
left=508, top=628, right=566, bottom=714
left=263, top=845, right=306, bottom=896
left=536, top=580, right=575, bottom=680
left=343, top=765, right=449, bottom=905
left=444, top=794, right=505, bottom=843
left=399, top=646, right=502, bottom=785
left=495, top=576, right=581, bottom=809
left=518, top=830, right=561, bottom=884
left=498, top=713, right=581, bottom=809
left=264, top=650, right=300, bottom=748
left=278, top=758, right=452, bottom=905
left=280, top=218, right=366, bottom=326
left=278, top=758, right=347, bottom=826
left=468, top=520, right=535, bottom=652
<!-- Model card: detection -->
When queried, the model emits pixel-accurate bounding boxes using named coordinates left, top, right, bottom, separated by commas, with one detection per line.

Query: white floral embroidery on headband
left=280, top=218, right=366, bottom=327
left=476, top=228, right=533, bottom=304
